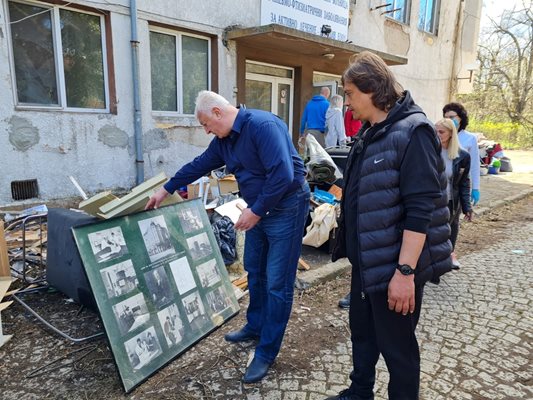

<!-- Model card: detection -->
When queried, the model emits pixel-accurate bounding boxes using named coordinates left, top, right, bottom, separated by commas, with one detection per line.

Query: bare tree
left=467, top=1, right=533, bottom=127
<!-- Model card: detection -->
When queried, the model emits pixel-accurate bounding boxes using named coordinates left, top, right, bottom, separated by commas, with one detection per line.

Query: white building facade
left=0, top=0, right=481, bottom=204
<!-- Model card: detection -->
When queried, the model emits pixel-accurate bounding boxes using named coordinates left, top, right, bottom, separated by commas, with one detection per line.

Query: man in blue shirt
left=146, top=90, right=310, bottom=383
left=300, top=86, right=330, bottom=148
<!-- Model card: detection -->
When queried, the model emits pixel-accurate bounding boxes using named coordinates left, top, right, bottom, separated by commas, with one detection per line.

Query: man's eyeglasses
left=444, top=113, right=458, bottom=119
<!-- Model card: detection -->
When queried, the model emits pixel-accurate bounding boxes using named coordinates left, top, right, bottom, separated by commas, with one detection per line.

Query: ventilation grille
left=11, top=179, right=39, bottom=201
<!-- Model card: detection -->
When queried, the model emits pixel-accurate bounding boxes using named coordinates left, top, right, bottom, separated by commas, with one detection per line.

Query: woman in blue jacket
left=435, top=118, right=473, bottom=269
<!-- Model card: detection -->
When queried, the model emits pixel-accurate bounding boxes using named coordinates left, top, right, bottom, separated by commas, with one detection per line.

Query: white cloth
left=458, top=130, right=480, bottom=190
left=302, top=203, right=338, bottom=247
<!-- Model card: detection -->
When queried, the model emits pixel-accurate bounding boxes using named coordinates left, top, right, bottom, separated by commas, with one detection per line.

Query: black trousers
left=448, top=200, right=460, bottom=249
left=348, top=267, right=424, bottom=400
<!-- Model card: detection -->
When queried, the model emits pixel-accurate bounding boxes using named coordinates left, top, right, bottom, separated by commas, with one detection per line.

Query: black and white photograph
left=144, top=266, right=173, bottom=309
left=206, top=286, right=230, bottom=314
left=186, top=232, right=213, bottom=260
left=177, top=206, right=203, bottom=233
left=138, top=215, right=175, bottom=263
left=196, top=259, right=221, bottom=288
left=100, top=259, right=138, bottom=299
left=169, top=257, right=196, bottom=295
left=112, top=293, right=150, bottom=335
left=88, top=227, right=129, bottom=263
left=72, top=200, right=240, bottom=392
left=124, top=326, right=163, bottom=370
left=181, top=291, right=209, bottom=330
left=157, top=304, right=185, bottom=347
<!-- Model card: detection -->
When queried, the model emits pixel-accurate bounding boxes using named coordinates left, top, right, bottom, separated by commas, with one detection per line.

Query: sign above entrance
left=260, top=0, right=349, bottom=42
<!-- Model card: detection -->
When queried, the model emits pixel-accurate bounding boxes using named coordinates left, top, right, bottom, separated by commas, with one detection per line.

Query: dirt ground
left=0, top=195, right=532, bottom=399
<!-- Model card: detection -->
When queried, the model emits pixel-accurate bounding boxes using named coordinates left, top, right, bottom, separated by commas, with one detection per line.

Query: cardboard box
left=187, top=180, right=211, bottom=200
left=209, top=174, right=239, bottom=197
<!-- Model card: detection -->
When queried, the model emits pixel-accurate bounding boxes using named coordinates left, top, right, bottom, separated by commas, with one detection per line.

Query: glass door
left=245, top=62, right=294, bottom=133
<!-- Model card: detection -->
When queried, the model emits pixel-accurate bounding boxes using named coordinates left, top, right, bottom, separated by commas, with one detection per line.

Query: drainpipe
left=448, top=0, right=464, bottom=102
left=130, top=0, right=144, bottom=184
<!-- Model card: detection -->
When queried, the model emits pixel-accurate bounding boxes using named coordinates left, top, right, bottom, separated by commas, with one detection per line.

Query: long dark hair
left=442, top=102, right=469, bottom=131
left=342, top=51, right=403, bottom=112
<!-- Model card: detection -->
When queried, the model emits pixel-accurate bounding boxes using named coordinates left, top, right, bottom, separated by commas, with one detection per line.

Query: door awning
left=226, top=24, right=407, bottom=71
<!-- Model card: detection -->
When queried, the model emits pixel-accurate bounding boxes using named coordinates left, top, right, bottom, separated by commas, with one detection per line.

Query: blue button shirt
left=164, top=108, right=306, bottom=217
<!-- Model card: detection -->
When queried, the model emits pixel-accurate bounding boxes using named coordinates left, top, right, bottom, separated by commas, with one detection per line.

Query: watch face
left=399, top=264, right=414, bottom=275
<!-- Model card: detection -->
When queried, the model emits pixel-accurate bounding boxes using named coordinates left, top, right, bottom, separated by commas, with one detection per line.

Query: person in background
left=443, top=102, right=481, bottom=206
left=300, top=86, right=331, bottom=149
left=344, top=109, right=362, bottom=141
left=325, top=94, right=347, bottom=148
left=146, top=90, right=310, bottom=384
left=338, top=111, right=363, bottom=309
left=435, top=118, right=473, bottom=269
left=326, top=51, right=452, bottom=400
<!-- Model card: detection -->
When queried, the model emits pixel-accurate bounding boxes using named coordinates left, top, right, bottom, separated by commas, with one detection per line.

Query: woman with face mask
left=442, top=102, right=481, bottom=206
left=435, top=118, right=473, bottom=269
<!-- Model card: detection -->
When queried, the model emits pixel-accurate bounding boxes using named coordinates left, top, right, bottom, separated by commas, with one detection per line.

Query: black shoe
left=324, top=388, right=360, bottom=400
left=338, top=293, right=351, bottom=309
left=242, top=356, right=271, bottom=383
left=224, top=327, right=259, bottom=343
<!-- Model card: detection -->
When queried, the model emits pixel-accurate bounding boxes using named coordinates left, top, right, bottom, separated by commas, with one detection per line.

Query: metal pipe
left=130, top=0, right=144, bottom=184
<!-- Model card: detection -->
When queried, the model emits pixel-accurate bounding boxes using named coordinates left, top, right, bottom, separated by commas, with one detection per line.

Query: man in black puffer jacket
left=326, top=52, right=452, bottom=400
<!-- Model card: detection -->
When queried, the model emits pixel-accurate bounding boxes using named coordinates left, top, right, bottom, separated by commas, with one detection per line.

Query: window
left=7, top=1, right=108, bottom=110
left=418, top=0, right=440, bottom=34
left=386, top=0, right=411, bottom=25
left=150, top=30, right=210, bottom=115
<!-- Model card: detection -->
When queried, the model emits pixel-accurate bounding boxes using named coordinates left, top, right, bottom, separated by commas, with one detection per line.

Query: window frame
left=6, top=0, right=110, bottom=113
left=149, top=26, right=211, bottom=117
left=385, top=0, right=411, bottom=25
left=418, top=0, right=441, bottom=35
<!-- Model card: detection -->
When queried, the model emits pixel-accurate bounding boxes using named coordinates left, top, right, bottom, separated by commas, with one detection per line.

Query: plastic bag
left=212, top=216, right=237, bottom=265
left=305, top=135, right=342, bottom=183
left=302, top=203, right=338, bottom=248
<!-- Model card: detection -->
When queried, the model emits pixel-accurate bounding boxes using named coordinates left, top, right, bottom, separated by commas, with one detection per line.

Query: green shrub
left=469, top=120, right=533, bottom=149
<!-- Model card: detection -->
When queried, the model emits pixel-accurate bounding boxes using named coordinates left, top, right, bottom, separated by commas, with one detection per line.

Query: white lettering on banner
left=260, top=0, right=349, bottom=41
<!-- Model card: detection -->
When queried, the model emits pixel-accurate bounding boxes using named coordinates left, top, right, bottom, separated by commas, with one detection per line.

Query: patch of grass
left=469, top=120, right=533, bottom=149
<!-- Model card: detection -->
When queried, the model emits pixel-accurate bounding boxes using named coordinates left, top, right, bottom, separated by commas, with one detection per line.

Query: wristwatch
left=397, top=264, right=415, bottom=276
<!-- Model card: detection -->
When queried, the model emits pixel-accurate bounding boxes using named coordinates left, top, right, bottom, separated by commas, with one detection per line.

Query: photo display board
left=72, top=199, right=240, bottom=393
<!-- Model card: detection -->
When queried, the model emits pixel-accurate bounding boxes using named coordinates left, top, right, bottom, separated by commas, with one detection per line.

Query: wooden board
left=0, top=278, right=12, bottom=299
left=0, top=223, right=10, bottom=278
left=0, top=301, right=13, bottom=312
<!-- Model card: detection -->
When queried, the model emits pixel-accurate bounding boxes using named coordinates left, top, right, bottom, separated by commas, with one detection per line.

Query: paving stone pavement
left=173, top=218, right=532, bottom=400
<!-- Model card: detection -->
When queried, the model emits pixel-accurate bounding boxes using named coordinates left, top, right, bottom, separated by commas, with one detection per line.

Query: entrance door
left=312, top=80, right=338, bottom=97
left=245, top=62, right=294, bottom=133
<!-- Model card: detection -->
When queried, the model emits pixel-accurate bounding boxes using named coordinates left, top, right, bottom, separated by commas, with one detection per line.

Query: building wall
left=0, top=0, right=481, bottom=204
left=349, top=0, right=482, bottom=122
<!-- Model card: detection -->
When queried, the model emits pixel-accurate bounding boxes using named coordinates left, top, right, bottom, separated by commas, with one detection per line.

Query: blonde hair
left=329, top=94, right=343, bottom=108
left=435, top=118, right=459, bottom=160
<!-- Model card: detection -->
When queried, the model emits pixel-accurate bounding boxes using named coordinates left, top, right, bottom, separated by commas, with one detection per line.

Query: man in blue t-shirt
left=146, top=90, right=310, bottom=384
left=300, top=86, right=330, bottom=148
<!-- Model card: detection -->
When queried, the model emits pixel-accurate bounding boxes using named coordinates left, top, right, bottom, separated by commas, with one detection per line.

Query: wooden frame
left=72, top=199, right=239, bottom=392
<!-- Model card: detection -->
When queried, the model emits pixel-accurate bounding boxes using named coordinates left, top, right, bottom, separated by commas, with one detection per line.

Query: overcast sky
left=481, top=0, right=526, bottom=27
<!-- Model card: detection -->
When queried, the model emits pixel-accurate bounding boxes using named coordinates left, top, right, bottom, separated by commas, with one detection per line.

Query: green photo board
left=72, top=199, right=240, bottom=393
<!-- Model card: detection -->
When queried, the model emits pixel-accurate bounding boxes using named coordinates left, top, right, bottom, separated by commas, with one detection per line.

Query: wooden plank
left=0, top=278, right=12, bottom=298
left=0, top=223, right=10, bottom=278
left=0, top=301, right=13, bottom=312
left=298, top=257, right=311, bottom=271
left=328, top=184, right=342, bottom=200
left=78, top=191, right=118, bottom=216
left=98, top=190, right=182, bottom=220
left=3, top=283, right=34, bottom=299
left=99, top=172, right=167, bottom=214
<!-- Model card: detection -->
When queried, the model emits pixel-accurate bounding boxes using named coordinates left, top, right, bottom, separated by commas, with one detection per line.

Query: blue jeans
left=243, top=182, right=310, bottom=363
